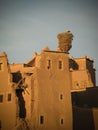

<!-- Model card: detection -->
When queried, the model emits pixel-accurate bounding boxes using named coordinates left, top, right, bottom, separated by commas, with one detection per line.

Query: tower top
left=0, top=52, right=7, bottom=57
left=57, top=30, right=73, bottom=53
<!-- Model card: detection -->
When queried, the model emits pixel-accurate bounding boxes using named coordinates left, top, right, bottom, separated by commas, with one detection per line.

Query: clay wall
left=31, top=51, right=72, bottom=130
left=0, top=53, right=17, bottom=130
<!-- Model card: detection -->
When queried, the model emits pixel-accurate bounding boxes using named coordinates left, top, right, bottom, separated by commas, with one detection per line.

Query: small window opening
left=8, top=93, right=11, bottom=101
left=0, top=63, right=3, bottom=70
left=47, top=60, right=51, bottom=69
left=59, top=61, right=62, bottom=69
left=0, top=95, right=3, bottom=103
left=60, top=119, right=64, bottom=125
left=74, top=81, right=79, bottom=88
left=40, top=116, right=44, bottom=124
left=76, top=83, right=79, bottom=86
left=60, top=94, right=63, bottom=100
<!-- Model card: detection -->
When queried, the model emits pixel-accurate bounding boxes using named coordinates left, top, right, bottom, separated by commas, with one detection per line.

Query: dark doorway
left=16, top=89, right=26, bottom=118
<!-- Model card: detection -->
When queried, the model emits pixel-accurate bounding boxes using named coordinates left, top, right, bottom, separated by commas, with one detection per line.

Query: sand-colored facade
left=9, top=50, right=73, bottom=130
left=69, top=56, right=96, bottom=91
left=29, top=50, right=72, bottom=130
left=0, top=30, right=97, bottom=130
left=0, top=52, right=17, bottom=130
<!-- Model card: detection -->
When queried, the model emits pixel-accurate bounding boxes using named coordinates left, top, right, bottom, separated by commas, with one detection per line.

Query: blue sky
left=0, top=0, right=98, bottom=85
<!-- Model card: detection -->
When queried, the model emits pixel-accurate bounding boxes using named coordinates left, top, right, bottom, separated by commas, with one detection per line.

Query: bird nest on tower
left=57, top=30, right=73, bottom=53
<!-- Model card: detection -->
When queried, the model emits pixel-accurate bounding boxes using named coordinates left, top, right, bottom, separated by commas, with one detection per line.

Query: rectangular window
left=60, top=94, right=63, bottom=100
left=0, top=95, right=3, bottom=103
left=8, top=93, right=11, bottom=101
left=40, top=116, right=44, bottom=124
left=60, top=119, right=64, bottom=124
left=0, top=63, right=3, bottom=70
left=47, top=60, right=51, bottom=69
left=59, top=60, right=62, bottom=69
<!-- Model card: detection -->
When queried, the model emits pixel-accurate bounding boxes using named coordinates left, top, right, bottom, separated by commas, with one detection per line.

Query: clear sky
left=0, top=0, right=98, bottom=85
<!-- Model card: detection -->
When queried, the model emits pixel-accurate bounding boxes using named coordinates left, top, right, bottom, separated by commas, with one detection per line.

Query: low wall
left=72, top=106, right=94, bottom=130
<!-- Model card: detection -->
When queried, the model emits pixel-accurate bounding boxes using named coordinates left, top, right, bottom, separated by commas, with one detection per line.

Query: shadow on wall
left=16, top=89, right=26, bottom=118
left=73, top=106, right=95, bottom=130
left=69, top=59, right=79, bottom=70
left=71, top=87, right=98, bottom=108
left=12, top=72, right=22, bottom=83
left=72, top=87, right=98, bottom=130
